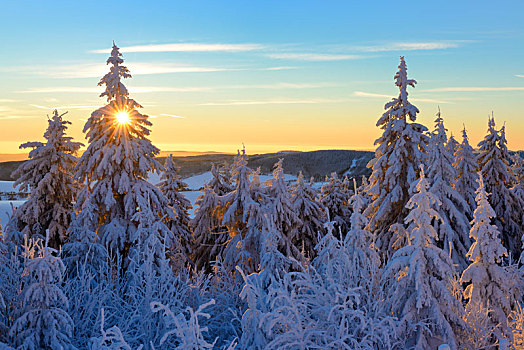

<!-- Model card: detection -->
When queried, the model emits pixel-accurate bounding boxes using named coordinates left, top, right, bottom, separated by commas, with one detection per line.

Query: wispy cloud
left=200, top=98, right=347, bottom=106
left=267, top=53, right=362, bottom=61
left=91, top=43, right=266, bottom=54
left=19, top=87, right=101, bottom=94
left=354, top=41, right=464, bottom=52
left=160, top=113, right=185, bottom=119
left=9, top=62, right=236, bottom=79
left=18, top=86, right=211, bottom=94
left=0, top=115, right=33, bottom=120
left=423, top=87, right=524, bottom=92
left=262, top=66, right=298, bottom=71
left=30, top=104, right=100, bottom=110
left=17, top=82, right=333, bottom=94
left=353, top=91, right=451, bottom=104
left=353, top=91, right=391, bottom=99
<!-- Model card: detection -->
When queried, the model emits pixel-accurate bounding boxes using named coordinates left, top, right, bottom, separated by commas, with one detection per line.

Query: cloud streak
left=160, top=113, right=185, bottom=119
left=30, top=104, right=100, bottom=110
left=423, top=87, right=524, bottom=92
left=17, top=82, right=333, bottom=94
left=200, top=98, right=347, bottom=106
left=354, top=41, right=463, bottom=53
left=267, top=53, right=362, bottom=61
left=353, top=91, right=451, bottom=104
left=91, top=43, right=265, bottom=54
left=9, top=62, right=237, bottom=79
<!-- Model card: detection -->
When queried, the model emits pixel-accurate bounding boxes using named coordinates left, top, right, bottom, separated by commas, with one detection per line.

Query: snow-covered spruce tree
left=511, top=152, right=524, bottom=203
left=238, top=216, right=292, bottom=349
left=453, top=125, right=478, bottom=216
left=258, top=216, right=398, bottom=349
left=220, top=148, right=268, bottom=274
left=511, top=154, right=524, bottom=251
left=290, top=171, right=325, bottom=259
left=477, top=116, right=522, bottom=259
left=364, top=57, right=428, bottom=260
left=460, top=173, right=522, bottom=343
left=10, top=239, right=75, bottom=349
left=344, top=178, right=381, bottom=295
left=446, top=132, right=460, bottom=158
left=208, top=162, right=234, bottom=196
left=319, top=172, right=351, bottom=238
left=266, top=159, right=303, bottom=262
left=191, top=163, right=233, bottom=272
left=7, top=110, right=82, bottom=248
left=427, top=110, right=471, bottom=271
left=382, top=167, right=466, bottom=350
left=158, top=154, right=193, bottom=265
left=73, top=42, right=175, bottom=262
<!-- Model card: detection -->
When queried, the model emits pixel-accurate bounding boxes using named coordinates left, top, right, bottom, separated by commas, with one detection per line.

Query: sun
left=115, top=111, right=130, bottom=125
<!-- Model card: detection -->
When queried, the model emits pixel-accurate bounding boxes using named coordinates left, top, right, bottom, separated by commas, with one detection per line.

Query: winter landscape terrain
left=1, top=41, right=524, bottom=350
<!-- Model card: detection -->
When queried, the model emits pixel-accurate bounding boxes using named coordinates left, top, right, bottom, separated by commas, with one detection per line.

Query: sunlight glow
left=116, top=111, right=130, bottom=125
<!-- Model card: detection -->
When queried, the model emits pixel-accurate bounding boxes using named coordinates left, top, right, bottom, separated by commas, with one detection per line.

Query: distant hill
left=0, top=150, right=374, bottom=182
left=160, top=149, right=374, bottom=181
left=0, top=161, right=25, bottom=181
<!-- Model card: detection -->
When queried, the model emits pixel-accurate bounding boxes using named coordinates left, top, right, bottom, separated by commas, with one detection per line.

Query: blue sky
left=0, top=0, right=523, bottom=154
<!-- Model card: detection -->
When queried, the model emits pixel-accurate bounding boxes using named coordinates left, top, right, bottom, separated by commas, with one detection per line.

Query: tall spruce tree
left=157, top=155, right=193, bottom=264
left=7, top=110, right=83, bottom=249
left=364, top=57, right=428, bottom=259
left=382, top=167, right=466, bottom=350
left=446, top=132, right=460, bottom=157
left=10, top=240, right=75, bottom=349
left=319, top=172, right=351, bottom=237
left=460, top=173, right=522, bottom=342
left=453, top=125, right=478, bottom=216
left=73, top=42, right=175, bottom=262
left=221, top=148, right=268, bottom=273
left=191, top=163, right=232, bottom=272
left=427, top=110, right=471, bottom=271
left=477, top=116, right=522, bottom=259
left=267, top=159, right=303, bottom=262
left=290, top=171, right=325, bottom=258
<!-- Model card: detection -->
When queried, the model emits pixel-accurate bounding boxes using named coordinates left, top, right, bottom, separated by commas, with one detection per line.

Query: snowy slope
left=0, top=200, right=24, bottom=225
left=0, top=181, right=23, bottom=193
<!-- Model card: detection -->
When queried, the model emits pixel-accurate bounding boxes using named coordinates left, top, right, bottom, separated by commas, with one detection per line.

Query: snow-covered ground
left=0, top=200, right=24, bottom=225
left=342, top=157, right=365, bottom=177
left=0, top=181, right=23, bottom=193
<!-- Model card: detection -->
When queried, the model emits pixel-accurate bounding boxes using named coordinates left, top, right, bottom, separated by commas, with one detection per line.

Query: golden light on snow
left=115, top=111, right=130, bottom=125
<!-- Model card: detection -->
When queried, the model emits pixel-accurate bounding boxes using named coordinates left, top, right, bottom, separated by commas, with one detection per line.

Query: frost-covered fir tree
left=427, top=110, right=471, bottom=271
left=344, top=178, right=381, bottom=295
left=74, top=42, right=175, bottom=261
left=221, top=148, right=268, bottom=273
left=460, top=174, right=522, bottom=342
left=365, top=57, right=428, bottom=259
left=382, top=167, right=466, bottom=350
left=290, top=171, right=325, bottom=258
left=453, top=125, right=478, bottom=216
left=267, top=159, right=303, bottom=262
left=446, top=132, right=460, bottom=157
left=158, top=154, right=193, bottom=265
left=191, top=163, right=232, bottom=272
left=7, top=110, right=82, bottom=248
left=511, top=154, right=524, bottom=241
left=10, top=239, right=75, bottom=349
left=319, top=172, right=351, bottom=237
left=477, top=116, right=522, bottom=259
left=238, top=216, right=292, bottom=349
